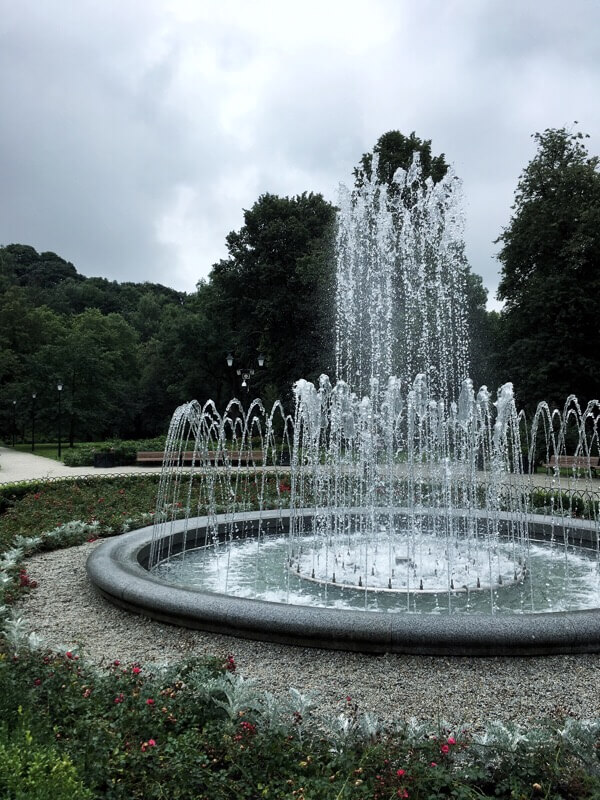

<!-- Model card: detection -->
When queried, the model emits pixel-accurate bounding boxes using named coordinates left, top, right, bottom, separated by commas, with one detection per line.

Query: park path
left=0, top=445, right=596, bottom=494
left=0, top=446, right=162, bottom=484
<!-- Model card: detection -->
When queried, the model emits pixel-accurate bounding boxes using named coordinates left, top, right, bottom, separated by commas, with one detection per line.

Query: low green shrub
left=0, top=718, right=93, bottom=800
left=529, top=489, right=588, bottom=517
left=62, top=437, right=166, bottom=467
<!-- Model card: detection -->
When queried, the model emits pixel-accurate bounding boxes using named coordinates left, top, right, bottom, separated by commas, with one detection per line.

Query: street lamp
left=237, top=368, right=254, bottom=391
left=57, top=382, right=63, bottom=459
left=31, top=392, right=37, bottom=452
left=11, top=400, right=16, bottom=447
left=226, top=353, right=265, bottom=392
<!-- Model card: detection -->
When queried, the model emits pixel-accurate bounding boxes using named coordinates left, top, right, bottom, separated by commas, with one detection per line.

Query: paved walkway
left=0, top=446, right=163, bottom=484
left=0, top=445, right=597, bottom=494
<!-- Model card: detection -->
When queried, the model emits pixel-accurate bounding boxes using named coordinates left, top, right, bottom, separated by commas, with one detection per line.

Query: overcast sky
left=1, top=1, right=599, bottom=309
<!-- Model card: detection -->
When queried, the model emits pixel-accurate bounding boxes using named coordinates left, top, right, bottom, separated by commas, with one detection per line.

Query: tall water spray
left=335, top=155, right=469, bottom=401
left=145, top=153, right=600, bottom=619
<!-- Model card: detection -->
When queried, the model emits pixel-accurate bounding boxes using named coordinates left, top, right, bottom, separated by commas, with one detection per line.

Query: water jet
left=87, top=154, right=600, bottom=654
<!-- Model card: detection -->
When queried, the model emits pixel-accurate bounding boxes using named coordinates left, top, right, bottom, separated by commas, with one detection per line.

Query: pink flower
left=146, top=698, right=155, bottom=706
left=132, top=666, right=141, bottom=674
left=114, top=693, right=124, bottom=704
left=396, top=769, right=405, bottom=777
left=113, top=659, right=120, bottom=666
left=447, top=736, right=456, bottom=745
left=65, top=651, right=73, bottom=659
left=440, top=744, right=449, bottom=754
left=148, top=739, right=156, bottom=747
left=430, top=762, right=437, bottom=768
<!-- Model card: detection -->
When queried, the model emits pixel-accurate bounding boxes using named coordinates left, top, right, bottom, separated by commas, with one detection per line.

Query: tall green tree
left=496, top=126, right=600, bottom=410
left=354, top=130, right=448, bottom=189
left=209, top=192, right=336, bottom=407
left=56, top=309, right=140, bottom=443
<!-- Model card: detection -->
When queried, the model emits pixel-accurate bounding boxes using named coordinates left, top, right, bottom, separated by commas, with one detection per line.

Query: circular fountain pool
left=87, top=509, right=600, bottom=656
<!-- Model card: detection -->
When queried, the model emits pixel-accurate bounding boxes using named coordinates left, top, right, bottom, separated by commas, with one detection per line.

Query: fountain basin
left=86, top=509, right=600, bottom=656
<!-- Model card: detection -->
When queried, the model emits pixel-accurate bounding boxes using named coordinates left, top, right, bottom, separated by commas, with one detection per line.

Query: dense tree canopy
left=354, top=130, right=448, bottom=189
left=0, top=246, right=185, bottom=442
left=0, top=129, right=513, bottom=446
left=496, top=126, right=600, bottom=410
left=209, top=192, right=336, bottom=406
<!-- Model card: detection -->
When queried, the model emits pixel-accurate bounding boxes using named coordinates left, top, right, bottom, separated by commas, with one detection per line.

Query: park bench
left=135, top=450, right=265, bottom=466
left=544, top=455, right=600, bottom=476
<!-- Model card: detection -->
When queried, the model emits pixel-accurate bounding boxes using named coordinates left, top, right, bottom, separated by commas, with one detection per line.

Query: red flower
left=440, top=744, right=449, bottom=754
left=33, top=678, right=41, bottom=686
left=225, top=654, right=236, bottom=672
left=396, top=769, right=405, bottom=777
left=114, top=693, right=124, bottom=704
left=146, top=698, right=155, bottom=706
left=113, top=659, right=120, bottom=667
left=132, top=666, right=141, bottom=674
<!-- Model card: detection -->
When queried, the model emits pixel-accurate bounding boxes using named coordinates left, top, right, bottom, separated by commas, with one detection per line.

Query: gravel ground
left=18, top=540, right=600, bottom=730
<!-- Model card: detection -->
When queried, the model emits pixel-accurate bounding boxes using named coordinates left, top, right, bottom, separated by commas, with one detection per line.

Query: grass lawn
left=13, top=442, right=63, bottom=460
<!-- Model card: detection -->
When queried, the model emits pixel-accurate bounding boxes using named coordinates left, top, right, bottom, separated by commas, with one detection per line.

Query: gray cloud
left=1, top=0, right=599, bottom=306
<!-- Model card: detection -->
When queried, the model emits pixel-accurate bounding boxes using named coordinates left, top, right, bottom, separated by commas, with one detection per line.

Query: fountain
left=87, top=156, right=600, bottom=654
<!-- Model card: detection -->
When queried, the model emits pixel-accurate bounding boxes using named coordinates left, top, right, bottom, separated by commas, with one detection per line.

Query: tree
left=354, top=130, right=448, bottom=190
left=0, top=244, right=81, bottom=290
left=463, top=272, right=504, bottom=393
left=209, top=192, right=336, bottom=407
left=56, top=309, right=140, bottom=443
left=496, top=126, right=600, bottom=410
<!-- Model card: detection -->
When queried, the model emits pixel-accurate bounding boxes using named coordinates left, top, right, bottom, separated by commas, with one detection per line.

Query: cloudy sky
left=1, top=1, right=599, bottom=308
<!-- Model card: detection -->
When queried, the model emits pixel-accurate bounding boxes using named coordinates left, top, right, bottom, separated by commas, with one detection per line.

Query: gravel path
left=17, top=540, right=600, bottom=730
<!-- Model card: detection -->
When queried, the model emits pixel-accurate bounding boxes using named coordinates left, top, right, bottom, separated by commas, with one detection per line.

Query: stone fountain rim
left=86, top=508, right=600, bottom=656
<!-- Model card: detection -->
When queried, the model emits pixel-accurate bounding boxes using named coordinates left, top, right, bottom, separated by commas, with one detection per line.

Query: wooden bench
left=544, top=455, right=600, bottom=476
left=136, top=450, right=265, bottom=466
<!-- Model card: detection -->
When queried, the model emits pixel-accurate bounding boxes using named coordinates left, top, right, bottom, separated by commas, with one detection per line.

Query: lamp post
left=11, top=400, right=16, bottom=447
left=57, top=382, right=63, bottom=459
left=226, top=353, right=265, bottom=392
left=31, top=392, right=37, bottom=452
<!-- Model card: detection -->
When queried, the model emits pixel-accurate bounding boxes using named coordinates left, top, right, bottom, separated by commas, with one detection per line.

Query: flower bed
left=1, top=477, right=600, bottom=797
